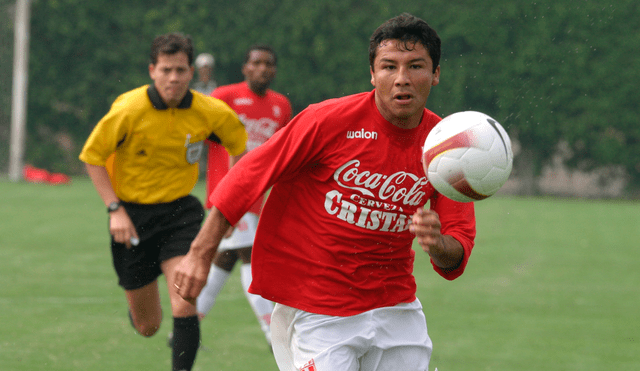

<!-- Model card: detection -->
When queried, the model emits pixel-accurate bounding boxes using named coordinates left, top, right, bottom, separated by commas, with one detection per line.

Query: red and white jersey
left=205, top=81, right=291, bottom=212
left=211, top=90, right=476, bottom=316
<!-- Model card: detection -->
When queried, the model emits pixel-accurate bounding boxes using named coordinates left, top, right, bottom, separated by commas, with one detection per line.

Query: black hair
left=149, top=32, right=194, bottom=66
left=244, top=44, right=277, bottom=66
left=369, top=13, right=441, bottom=73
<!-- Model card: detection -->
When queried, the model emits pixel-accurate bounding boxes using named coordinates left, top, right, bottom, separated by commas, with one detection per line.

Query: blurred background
left=1, top=0, right=639, bottom=198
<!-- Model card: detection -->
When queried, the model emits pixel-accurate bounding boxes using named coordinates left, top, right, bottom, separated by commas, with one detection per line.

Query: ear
left=149, top=63, right=155, bottom=80
left=370, top=66, right=375, bottom=87
left=432, top=65, right=441, bottom=87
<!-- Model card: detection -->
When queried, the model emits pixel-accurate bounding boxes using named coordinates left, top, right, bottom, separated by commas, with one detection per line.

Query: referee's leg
left=163, top=256, right=200, bottom=371
left=125, top=281, right=163, bottom=336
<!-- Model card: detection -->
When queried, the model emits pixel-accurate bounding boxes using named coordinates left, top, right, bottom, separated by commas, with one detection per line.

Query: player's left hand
left=410, top=208, right=443, bottom=256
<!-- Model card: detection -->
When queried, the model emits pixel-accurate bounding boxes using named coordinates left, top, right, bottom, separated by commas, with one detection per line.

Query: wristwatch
left=107, top=201, right=121, bottom=213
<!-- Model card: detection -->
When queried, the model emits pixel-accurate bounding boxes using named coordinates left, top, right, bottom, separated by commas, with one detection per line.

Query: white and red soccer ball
left=422, top=111, right=513, bottom=203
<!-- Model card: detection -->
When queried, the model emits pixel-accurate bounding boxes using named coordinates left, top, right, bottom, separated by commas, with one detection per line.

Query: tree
left=5, top=0, right=640, bottom=195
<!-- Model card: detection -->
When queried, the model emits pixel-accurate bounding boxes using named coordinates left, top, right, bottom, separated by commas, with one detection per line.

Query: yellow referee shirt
left=80, top=85, right=247, bottom=204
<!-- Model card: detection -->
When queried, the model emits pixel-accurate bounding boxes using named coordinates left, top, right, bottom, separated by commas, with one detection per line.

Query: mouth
left=393, top=93, right=413, bottom=103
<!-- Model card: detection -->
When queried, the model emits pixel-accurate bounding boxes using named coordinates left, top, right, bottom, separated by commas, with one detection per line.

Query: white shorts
left=271, top=299, right=432, bottom=371
left=218, top=213, right=258, bottom=251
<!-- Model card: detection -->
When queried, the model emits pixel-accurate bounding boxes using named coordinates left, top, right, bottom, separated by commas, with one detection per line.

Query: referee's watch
left=107, top=201, right=121, bottom=213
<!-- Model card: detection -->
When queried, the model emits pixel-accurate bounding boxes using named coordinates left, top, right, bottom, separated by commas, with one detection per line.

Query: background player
left=192, top=52, right=217, bottom=95
left=198, top=44, right=292, bottom=346
left=79, top=33, right=247, bottom=371
left=176, top=13, right=477, bottom=371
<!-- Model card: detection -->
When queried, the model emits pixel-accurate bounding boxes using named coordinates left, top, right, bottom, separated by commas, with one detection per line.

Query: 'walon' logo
left=346, top=129, right=378, bottom=140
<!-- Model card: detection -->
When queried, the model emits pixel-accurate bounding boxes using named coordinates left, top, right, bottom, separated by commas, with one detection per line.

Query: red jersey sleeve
left=210, top=108, right=323, bottom=225
left=429, top=194, right=476, bottom=280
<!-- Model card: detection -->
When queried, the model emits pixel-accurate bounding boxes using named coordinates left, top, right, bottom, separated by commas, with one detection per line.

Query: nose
left=168, top=70, right=181, bottom=82
left=395, top=66, right=411, bottom=86
left=256, top=62, right=269, bottom=74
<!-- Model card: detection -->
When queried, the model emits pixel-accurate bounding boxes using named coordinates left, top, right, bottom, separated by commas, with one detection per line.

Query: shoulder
left=110, top=85, right=150, bottom=112
left=308, top=91, right=371, bottom=117
left=421, top=108, right=442, bottom=132
left=191, top=92, right=235, bottom=115
left=423, top=108, right=441, bottom=122
left=212, top=82, right=244, bottom=100
left=290, top=92, right=371, bottom=135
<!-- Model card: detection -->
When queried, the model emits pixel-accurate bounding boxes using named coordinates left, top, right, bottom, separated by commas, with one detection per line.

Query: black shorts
left=111, top=195, right=204, bottom=290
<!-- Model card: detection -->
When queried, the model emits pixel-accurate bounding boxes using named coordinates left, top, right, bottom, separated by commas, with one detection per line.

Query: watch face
left=108, top=202, right=120, bottom=212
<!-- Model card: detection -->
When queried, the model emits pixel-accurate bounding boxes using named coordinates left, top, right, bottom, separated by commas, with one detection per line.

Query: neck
left=374, top=94, right=423, bottom=129
left=390, top=116, right=422, bottom=129
left=248, top=81, right=268, bottom=97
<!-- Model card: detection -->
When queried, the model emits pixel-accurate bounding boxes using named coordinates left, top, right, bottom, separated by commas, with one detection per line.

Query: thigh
left=272, top=304, right=363, bottom=371
left=111, top=237, right=162, bottom=290
left=236, top=246, right=253, bottom=264
left=125, top=280, right=162, bottom=328
left=361, top=346, right=430, bottom=371
left=212, top=249, right=239, bottom=271
left=157, top=196, right=204, bottom=263
left=365, top=300, right=432, bottom=371
left=291, top=309, right=370, bottom=371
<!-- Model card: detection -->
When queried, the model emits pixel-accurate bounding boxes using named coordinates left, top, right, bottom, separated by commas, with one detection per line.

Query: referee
left=79, top=33, right=247, bottom=371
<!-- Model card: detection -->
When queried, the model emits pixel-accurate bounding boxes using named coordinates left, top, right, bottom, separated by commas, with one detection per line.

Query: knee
left=131, top=317, right=162, bottom=337
left=213, top=250, right=238, bottom=271
left=136, top=322, right=161, bottom=337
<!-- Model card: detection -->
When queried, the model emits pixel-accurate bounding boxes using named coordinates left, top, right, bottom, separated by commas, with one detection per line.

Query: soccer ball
left=422, top=111, right=513, bottom=203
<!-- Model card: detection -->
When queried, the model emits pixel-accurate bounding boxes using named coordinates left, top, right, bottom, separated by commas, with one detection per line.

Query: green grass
left=0, top=178, right=638, bottom=370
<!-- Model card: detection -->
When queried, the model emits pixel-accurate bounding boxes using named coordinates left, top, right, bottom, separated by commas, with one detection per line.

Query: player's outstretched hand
left=410, top=208, right=443, bottom=255
left=174, top=206, right=230, bottom=303
left=410, top=208, right=464, bottom=271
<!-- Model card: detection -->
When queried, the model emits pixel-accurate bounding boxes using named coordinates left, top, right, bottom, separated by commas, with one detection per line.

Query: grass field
left=0, top=178, right=638, bottom=370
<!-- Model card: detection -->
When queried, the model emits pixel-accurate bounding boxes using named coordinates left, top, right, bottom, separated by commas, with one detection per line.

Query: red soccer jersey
left=205, top=81, right=291, bottom=212
left=211, top=91, right=476, bottom=316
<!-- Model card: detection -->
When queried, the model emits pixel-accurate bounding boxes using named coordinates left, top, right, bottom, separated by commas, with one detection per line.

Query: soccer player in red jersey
left=175, top=14, right=476, bottom=371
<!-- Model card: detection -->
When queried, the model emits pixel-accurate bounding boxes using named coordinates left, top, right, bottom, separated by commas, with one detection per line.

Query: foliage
left=1, top=0, right=639, bottom=192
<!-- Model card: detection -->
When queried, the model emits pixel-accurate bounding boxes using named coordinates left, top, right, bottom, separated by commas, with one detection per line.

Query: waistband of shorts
left=120, top=194, right=199, bottom=210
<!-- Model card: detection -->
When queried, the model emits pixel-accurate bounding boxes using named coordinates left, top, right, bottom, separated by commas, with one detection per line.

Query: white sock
left=196, top=265, right=231, bottom=316
left=240, top=263, right=274, bottom=342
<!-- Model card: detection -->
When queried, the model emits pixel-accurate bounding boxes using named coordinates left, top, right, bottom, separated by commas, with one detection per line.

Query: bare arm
left=85, top=163, right=138, bottom=248
left=173, top=207, right=232, bottom=304
left=85, top=163, right=119, bottom=206
left=410, top=208, right=464, bottom=270
left=219, top=149, right=246, bottom=238
left=229, top=149, right=246, bottom=168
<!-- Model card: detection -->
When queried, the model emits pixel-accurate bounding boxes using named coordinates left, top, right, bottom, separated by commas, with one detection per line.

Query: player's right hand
left=109, top=208, right=138, bottom=249
left=173, top=251, right=210, bottom=304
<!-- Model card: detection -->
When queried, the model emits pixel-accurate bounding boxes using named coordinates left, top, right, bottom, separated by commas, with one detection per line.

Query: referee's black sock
left=172, top=315, right=200, bottom=371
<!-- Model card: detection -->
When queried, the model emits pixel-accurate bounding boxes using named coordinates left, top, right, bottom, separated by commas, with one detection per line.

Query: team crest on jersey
left=273, top=105, right=281, bottom=118
left=300, top=359, right=317, bottom=371
left=185, top=134, right=204, bottom=164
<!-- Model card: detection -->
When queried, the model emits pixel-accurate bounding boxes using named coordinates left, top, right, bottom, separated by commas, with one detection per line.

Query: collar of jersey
left=146, top=84, right=193, bottom=110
